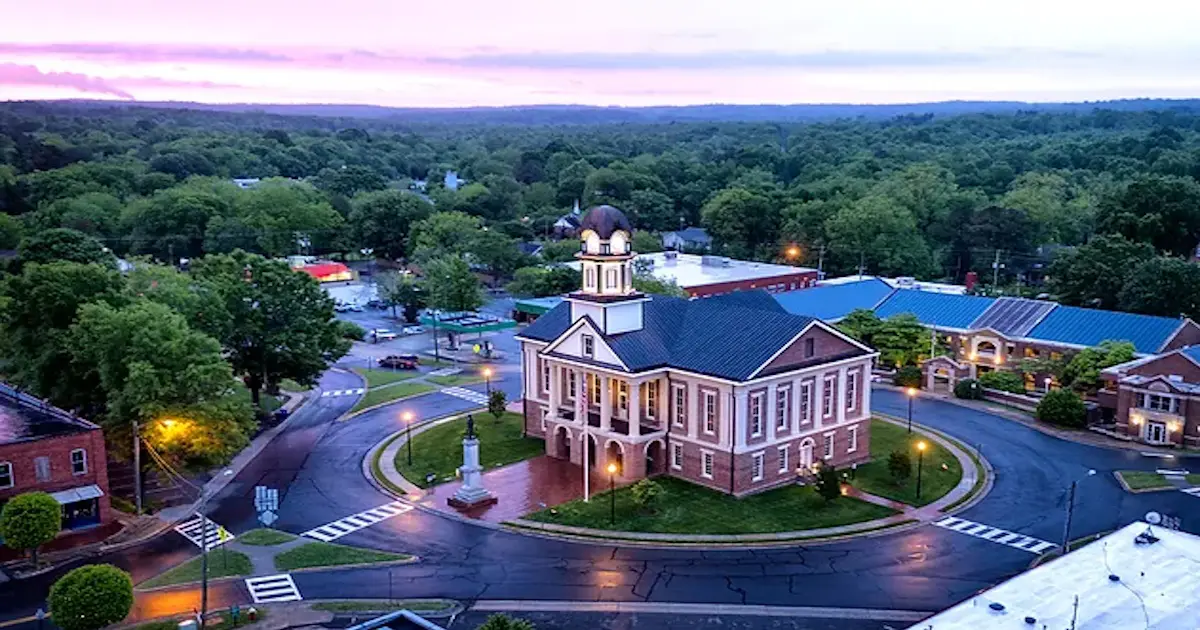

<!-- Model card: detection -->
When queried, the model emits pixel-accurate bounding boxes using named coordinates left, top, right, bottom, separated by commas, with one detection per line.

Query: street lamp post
left=402, top=411, right=415, bottom=466
left=132, top=420, right=142, bottom=515
left=915, top=441, right=927, bottom=501
left=483, top=367, right=493, bottom=395
left=906, top=387, right=917, bottom=433
left=1062, top=469, right=1097, bottom=552
left=606, top=463, right=618, bottom=526
left=199, top=469, right=233, bottom=624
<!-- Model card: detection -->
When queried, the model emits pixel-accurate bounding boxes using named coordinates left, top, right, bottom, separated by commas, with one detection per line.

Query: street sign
left=258, top=510, right=278, bottom=527
left=254, top=486, right=278, bottom=513
left=473, top=343, right=481, bottom=354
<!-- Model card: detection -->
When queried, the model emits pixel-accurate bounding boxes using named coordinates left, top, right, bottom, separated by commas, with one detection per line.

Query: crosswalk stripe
left=932, top=516, right=1055, bottom=555
left=1181, top=487, right=1200, bottom=496
left=301, top=501, right=413, bottom=542
left=173, top=514, right=234, bottom=551
left=321, top=388, right=366, bottom=398
left=245, top=574, right=302, bottom=603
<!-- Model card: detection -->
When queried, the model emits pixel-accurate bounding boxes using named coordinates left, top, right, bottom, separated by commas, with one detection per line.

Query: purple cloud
left=0, top=42, right=291, bottom=64
left=0, top=63, right=133, bottom=99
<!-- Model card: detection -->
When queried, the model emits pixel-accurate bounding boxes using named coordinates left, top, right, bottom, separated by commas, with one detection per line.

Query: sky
left=2, top=0, right=1200, bottom=108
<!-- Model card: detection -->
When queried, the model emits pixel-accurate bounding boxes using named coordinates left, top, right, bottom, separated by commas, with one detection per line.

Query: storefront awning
left=48, top=484, right=105, bottom=505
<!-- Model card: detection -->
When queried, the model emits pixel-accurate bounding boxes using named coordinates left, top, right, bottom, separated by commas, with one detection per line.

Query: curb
left=1112, top=470, right=1179, bottom=494
left=338, top=385, right=446, bottom=422
left=134, top=555, right=421, bottom=593
left=874, top=413, right=995, bottom=515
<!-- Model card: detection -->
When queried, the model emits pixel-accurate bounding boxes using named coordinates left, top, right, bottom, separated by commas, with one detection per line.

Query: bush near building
left=954, top=378, right=983, bottom=399
left=893, top=365, right=922, bottom=388
left=1037, top=389, right=1087, bottom=428
left=979, top=370, right=1026, bottom=394
left=49, top=564, right=134, bottom=630
left=0, top=492, right=61, bottom=567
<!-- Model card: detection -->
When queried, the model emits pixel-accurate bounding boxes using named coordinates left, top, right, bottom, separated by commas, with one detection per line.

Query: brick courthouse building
left=516, top=205, right=878, bottom=496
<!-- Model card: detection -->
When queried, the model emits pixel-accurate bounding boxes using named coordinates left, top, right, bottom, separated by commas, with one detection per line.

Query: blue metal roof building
left=772, top=278, right=894, bottom=322
left=1026, top=306, right=1184, bottom=355
left=874, top=290, right=996, bottom=330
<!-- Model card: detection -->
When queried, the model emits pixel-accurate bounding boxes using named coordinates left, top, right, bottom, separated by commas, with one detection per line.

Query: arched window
left=585, top=267, right=596, bottom=290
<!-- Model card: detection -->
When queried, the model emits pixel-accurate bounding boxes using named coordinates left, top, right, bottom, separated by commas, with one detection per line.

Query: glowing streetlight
left=785, top=245, right=801, bottom=261
left=606, top=462, right=618, bottom=525
left=915, top=441, right=927, bottom=501
left=402, top=411, right=415, bottom=466
left=906, top=387, right=918, bottom=433
left=483, top=367, right=494, bottom=394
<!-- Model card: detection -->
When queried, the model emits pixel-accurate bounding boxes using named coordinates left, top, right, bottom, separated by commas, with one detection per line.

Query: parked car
left=402, top=325, right=425, bottom=335
left=334, top=301, right=351, bottom=312
left=348, top=303, right=364, bottom=312
left=368, top=329, right=398, bottom=342
left=366, top=299, right=386, bottom=310
left=378, top=354, right=420, bottom=369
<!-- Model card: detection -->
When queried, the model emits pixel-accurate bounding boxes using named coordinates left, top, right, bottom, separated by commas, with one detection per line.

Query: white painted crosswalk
left=321, top=388, right=365, bottom=398
left=174, top=514, right=235, bottom=551
left=443, top=386, right=489, bottom=405
left=933, top=516, right=1057, bottom=554
left=301, top=501, right=413, bottom=542
left=429, top=367, right=462, bottom=377
left=1181, top=487, right=1200, bottom=498
left=245, top=574, right=302, bottom=603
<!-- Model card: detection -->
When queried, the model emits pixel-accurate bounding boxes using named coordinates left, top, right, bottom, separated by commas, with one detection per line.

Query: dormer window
left=583, top=334, right=595, bottom=358
left=601, top=242, right=611, bottom=255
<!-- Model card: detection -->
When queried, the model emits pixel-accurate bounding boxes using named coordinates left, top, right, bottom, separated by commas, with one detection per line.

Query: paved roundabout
left=6, top=361, right=1200, bottom=627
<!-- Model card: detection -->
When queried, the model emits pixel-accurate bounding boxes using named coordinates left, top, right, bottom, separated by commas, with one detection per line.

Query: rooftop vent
left=896, top=276, right=916, bottom=288
left=1108, top=574, right=1121, bottom=582
left=1024, top=616, right=1036, bottom=625
left=700, top=255, right=731, bottom=268
left=988, top=603, right=1005, bottom=612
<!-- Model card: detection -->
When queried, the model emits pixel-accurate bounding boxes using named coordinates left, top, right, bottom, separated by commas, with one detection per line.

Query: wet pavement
left=421, top=456, right=619, bottom=523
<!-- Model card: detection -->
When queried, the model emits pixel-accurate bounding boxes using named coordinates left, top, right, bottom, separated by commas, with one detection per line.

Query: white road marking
left=934, top=516, right=1056, bottom=554
left=321, top=388, right=365, bottom=398
left=174, top=514, right=235, bottom=551
left=443, top=386, right=489, bottom=405
left=245, top=574, right=302, bottom=603
left=429, top=367, right=463, bottom=377
left=301, top=501, right=413, bottom=542
left=1141, top=452, right=1176, bottom=459
left=1181, top=487, right=1200, bottom=497
left=1157, top=468, right=1189, bottom=476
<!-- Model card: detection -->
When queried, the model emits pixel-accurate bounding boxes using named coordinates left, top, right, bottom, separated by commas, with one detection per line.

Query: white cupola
left=566, top=205, right=648, bottom=334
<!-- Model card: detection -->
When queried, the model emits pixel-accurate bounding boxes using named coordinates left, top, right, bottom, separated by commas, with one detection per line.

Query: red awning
left=299, top=262, right=351, bottom=279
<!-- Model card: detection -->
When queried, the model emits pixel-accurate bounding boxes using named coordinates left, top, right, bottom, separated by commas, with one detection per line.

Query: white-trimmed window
left=646, top=381, right=657, bottom=419
left=823, top=432, right=835, bottom=460
left=618, top=381, right=629, bottom=413
left=822, top=375, right=835, bottom=417
left=568, top=371, right=577, bottom=400
left=671, top=443, right=683, bottom=470
left=776, top=387, right=790, bottom=429
left=845, top=371, right=858, bottom=412
left=673, top=384, right=687, bottom=427
left=585, top=267, right=596, bottom=290
left=70, top=448, right=87, bottom=475
left=34, top=456, right=50, bottom=482
left=582, top=334, right=595, bottom=359
left=1139, top=393, right=1178, bottom=413
left=541, top=408, right=549, bottom=432
left=606, top=268, right=618, bottom=289
left=800, top=381, right=812, bottom=424
left=751, top=452, right=764, bottom=481
left=703, top=391, right=717, bottom=434
left=701, top=450, right=714, bottom=478
left=778, top=446, right=789, bottom=474
left=588, top=373, right=600, bottom=404
left=749, top=393, right=763, bottom=437
left=847, top=425, right=858, bottom=453
left=540, top=360, right=550, bottom=395
left=0, top=462, right=11, bottom=489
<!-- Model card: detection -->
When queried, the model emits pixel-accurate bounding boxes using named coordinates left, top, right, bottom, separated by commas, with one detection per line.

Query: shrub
left=815, top=465, right=842, bottom=502
left=476, top=613, right=535, bottom=630
left=488, top=389, right=507, bottom=419
left=893, top=366, right=922, bottom=388
left=335, top=320, right=367, bottom=341
left=1037, top=389, right=1087, bottom=428
left=954, top=378, right=983, bottom=399
left=887, top=450, right=912, bottom=484
left=978, top=371, right=1026, bottom=394
left=0, top=492, right=61, bottom=566
left=48, top=564, right=134, bottom=630
left=630, top=479, right=664, bottom=513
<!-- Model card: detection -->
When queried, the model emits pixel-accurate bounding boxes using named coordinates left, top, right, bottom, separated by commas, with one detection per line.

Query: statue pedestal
left=448, top=437, right=497, bottom=509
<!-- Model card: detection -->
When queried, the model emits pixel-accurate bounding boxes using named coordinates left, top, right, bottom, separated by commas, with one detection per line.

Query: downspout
left=729, top=390, right=737, bottom=495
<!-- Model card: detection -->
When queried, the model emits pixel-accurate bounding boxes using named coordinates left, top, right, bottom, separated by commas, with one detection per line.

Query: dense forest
left=3, top=100, right=1200, bottom=316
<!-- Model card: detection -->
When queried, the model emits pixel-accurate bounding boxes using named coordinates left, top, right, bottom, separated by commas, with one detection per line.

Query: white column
left=861, top=367, right=872, bottom=420
left=813, top=376, right=824, bottom=429
left=766, top=383, right=778, bottom=440
left=658, top=379, right=669, bottom=423
left=687, top=381, right=698, bottom=439
left=629, top=380, right=641, bottom=437
left=600, top=375, right=612, bottom=431
left=734, top=389, right=749, bottom=449
left=836, top=367, right=848, bottom=424
left=792, top=378, right=802, bottom=434
left=548, top=362, right=561, bottom=417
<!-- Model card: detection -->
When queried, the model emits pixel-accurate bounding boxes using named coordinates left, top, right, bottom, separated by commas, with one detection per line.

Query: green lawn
left=353, top=367, right=421, bottom=389
left=230, top=384, right=283, bottom=413
left=1118, top=470, right=1173, bottom=490
left=1186, top=474, right=1200, bottom=486
left=237, top=528, right=296, bottom=546
left=311, top=601, right=454, bottom=614
left=849, top=419, right=963, bottom=507
left=279, top=379, right=307, bottom=392
left=526, top=476, right=896, bottom=534
left=396, top=412, right=544, bottom=488
left=274, top=541, right=410, bottom=571
left=139, top=548, right=252, bottom=588
left=350, top=382, right=437, bottom=414
left=429, top=373, right=484, bottom=387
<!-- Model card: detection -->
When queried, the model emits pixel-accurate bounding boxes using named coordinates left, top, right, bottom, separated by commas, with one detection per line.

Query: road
left=4, top=330, right=1200, bottom=627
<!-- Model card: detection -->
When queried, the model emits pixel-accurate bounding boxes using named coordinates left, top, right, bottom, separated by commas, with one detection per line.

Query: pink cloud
left=0, top=63, right=133, bottom=99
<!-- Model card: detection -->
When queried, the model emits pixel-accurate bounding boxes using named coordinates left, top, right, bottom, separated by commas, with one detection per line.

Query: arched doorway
left=644, top=440, right=664, bottom=476
left=554, top=426, right=572, bottom=461
left=798, top=438, right=815, bottom=472
left=932, top=367, right=952, bottom=393
left=605, top=440, right=625, bottom=476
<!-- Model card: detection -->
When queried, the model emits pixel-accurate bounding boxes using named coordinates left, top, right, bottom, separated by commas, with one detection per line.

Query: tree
left=192, top=252, right=350, bottom=406
left=122, top=181, right=236, bottom=261
left=335, top=320, right=367, bottom=340
left=630, top=479, right=664, bottom=513
left=838, top=309, right=885, bottom=346
left=348, top=190, right=434, bottom=260
left=376, top=271, right=425, bottom=322
left=206, top=180, right=343, bottom=257
left=0, top=212, right=22, bottom=250
left=18, top=228, right=113, bottom=266
left=423, top=255, right=484, bottom=313
left=488, top=389, right=507, bottom=420
left=147, top=398, right=257, bottom=469
left=314, top=165, right=387, bottom=197
left=815, top=465, right=842, bottom=502
left=1118, top=257, right=1200, bottom=319
left=505, top=266, right=580, bottom=297
left=893, top=366, right=922, bottom=388
left=410, top=211, right=483, bottom=261
left=30, top=192, right=123, bottom=238
left=978, top=370, right=1026, bottom=394
left=701, top=187, right=777, bottom=259
left=953, top=379, right=983, bottom=400
left=887, top=450, right=913, bottom=485
left=1096, top=175, right=1200, bottom=256
left=470, top=230, right=529, bottom=284
left=48, top=564, right=134, bottom=630
left=631, top=230, right=663, bottom=253
left=1060, top=340, right=1136, bottom=394
left=871, top=314, right=933, bottom=367
left=539, top=239, right=581, bottom=263
left=825, top=195, right=935, bottom=278
left=627, top=189, right=677, bottom=232
left=0, top=492, right=61, bottom=567
left=1048, top=235, right=1156, bottom=309
left=1037, top=389, right=1087, bottom=428
left=556, top=159, right=595, bottom=206
left=476, top=614, right=535, bottom=630
left=632, top=273, right=687, bottom=297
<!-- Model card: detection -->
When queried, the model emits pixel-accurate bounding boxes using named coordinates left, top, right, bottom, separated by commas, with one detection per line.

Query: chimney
left=965, top=271, right=978, bottom=291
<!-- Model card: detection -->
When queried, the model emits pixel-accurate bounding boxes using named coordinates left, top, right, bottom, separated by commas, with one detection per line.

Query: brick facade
left=685, top=270, right=819, bottom=298
left=0, top=428, right=113, bottom=527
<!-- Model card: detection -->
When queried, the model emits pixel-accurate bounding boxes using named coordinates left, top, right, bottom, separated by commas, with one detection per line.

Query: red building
left=1101, top=347, right=1200, bottom=448
left=0, top=386, right=113, bottom=539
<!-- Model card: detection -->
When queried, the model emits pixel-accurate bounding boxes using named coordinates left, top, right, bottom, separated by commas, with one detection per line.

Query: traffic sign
left=258, top=510, right=278, bottom=527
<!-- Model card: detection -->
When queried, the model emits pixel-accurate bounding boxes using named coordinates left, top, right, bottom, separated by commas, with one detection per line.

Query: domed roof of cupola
left=579, top=204, right=633, bottom=240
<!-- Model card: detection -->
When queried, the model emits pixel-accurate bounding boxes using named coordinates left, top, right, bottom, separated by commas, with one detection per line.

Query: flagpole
left=580, top=374, right=590, bottom=503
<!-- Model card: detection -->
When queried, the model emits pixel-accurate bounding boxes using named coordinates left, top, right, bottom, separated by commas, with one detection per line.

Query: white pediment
left=541, top=317, right=628, bottom=370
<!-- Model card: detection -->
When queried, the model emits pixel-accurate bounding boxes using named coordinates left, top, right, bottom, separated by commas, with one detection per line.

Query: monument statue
left=465, top=414, right=476, bottom=439
left=448, top=414, right=496, bottom=509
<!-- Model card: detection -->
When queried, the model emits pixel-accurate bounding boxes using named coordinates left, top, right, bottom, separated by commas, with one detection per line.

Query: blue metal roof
left=1026, top=306, right=1183, bottom=354
left=1181, top=346, right=1200, bottom=364
left=773, top=279, right=895, bottom=321
left=874, top=290, right=995, bottom=329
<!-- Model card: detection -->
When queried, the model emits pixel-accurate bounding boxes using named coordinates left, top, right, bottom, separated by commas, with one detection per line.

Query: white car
left=368, top=329, right=398, bottom=342
left=402, top=325, right=425, bottom=335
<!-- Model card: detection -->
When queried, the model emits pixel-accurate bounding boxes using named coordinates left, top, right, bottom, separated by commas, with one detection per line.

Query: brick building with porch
left=516, top=205, right=878, bottom=496
left=1100, top=346, right=1200, bottom=448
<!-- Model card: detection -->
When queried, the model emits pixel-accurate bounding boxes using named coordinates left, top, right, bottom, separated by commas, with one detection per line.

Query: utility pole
left=1061, top=479, right=1077, bottom=552
left=817, top=244, right=826, bottom=281
left=200, top=512, right=209, bottom=623
left=857, top=252, right=866, bottom=279
left=132, top=420, right=142, bottom=515
left=992, top=249, right=1003, bottom=290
